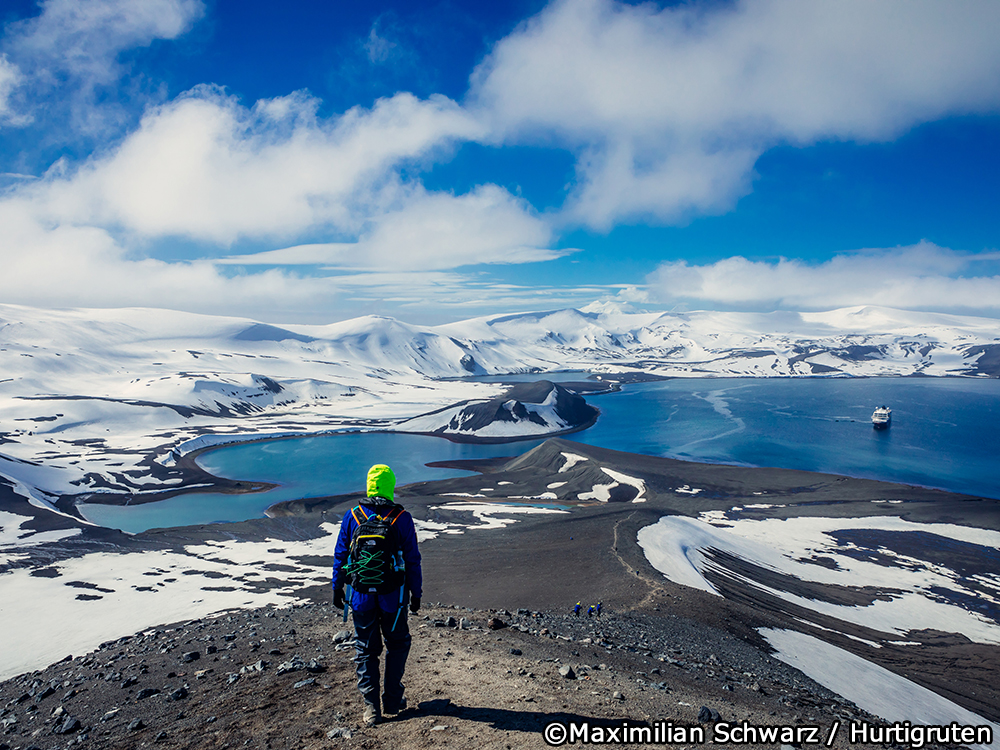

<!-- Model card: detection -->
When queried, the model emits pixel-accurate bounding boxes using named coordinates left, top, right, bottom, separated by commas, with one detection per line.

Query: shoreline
left=38, top=372, right=1000, bottom=528
left=64, top=379, right=606, bottom=515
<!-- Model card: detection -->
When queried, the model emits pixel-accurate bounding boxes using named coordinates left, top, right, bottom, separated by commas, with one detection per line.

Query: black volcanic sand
left=3, top=437, right=999, bottom=746
left=0, top=601, right=893, bottom=750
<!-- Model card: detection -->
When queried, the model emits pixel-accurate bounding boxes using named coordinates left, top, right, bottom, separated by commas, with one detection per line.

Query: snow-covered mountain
left=1, top=302, right=998, bottom=513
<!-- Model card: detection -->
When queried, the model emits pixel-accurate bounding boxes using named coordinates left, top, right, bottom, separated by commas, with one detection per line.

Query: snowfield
left=637, top=513, right=1000, bottom=643
left=2, top=301, right=998, bottom=506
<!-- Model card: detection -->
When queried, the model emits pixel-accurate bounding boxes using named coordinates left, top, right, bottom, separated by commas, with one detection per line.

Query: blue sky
left=0, top=0, right=998, bottom=324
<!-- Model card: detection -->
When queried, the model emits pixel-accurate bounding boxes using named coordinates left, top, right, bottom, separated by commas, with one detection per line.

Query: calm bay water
left=81, top=377, right=1000, bottom=533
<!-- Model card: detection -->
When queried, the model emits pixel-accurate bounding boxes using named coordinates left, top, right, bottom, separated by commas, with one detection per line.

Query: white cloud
left=647, top=242, right=1000, bottom=312
left=2, top=0, right=205, bottom=135
left=6, top=0, right=203, bottom=82
left=0, top=63, right=569, bottom=319
left=32, top=86, right=483, bottom=243
left=470, top=0, right=1000, bottom=229
left=219, top=184, right=569, bottom=271
left=0, top=54, right=21, bottom=122
left=365, top=26, right=398, bottom=64
left=3, top=0, right=999, bottom=323
left=0, top=193, right=599, bottom=322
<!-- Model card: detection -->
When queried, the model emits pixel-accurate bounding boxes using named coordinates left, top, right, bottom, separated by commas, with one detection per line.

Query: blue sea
left=81, top=377, right=1000, bottom=533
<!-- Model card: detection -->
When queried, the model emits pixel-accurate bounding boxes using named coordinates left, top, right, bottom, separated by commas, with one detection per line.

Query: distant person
left=574, top=601, right=582, bottom=616
left=333, top=464, right=422, bottom=727
left=587, top=604, right=595, bottom=617
left=596, top=601, right=602, bottom=617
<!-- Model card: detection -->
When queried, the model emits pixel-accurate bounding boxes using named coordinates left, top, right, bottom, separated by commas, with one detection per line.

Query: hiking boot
left=362, top=703, right=381, bottom=727
left=383, top=695, right=406, bottom=715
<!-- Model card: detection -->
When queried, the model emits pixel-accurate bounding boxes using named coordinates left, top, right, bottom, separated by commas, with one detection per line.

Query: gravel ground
left=1, top=598, right=918, bottom=750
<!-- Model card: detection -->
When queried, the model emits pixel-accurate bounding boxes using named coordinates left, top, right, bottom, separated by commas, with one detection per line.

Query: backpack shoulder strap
left=350, top=505, right=370, bottom=525
left=386, top=505, right=404, bottom=525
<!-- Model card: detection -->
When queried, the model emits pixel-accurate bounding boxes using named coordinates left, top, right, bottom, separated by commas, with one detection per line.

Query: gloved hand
left=333, top=586, right=345, bottom=609
left=409, top=596, right=421, bottom=614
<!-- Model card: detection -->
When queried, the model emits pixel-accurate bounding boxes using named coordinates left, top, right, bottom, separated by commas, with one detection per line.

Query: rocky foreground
left=0, top=596, right=898, bottom=750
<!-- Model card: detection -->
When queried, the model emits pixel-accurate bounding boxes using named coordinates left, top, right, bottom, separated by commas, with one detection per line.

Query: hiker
left=333, top=464, right=422, bottom=727
left=587, top=604, right=595, bottom=617
left=596, top=601, right=602, bottom=617
left=574, top=601, right=582, bottom=616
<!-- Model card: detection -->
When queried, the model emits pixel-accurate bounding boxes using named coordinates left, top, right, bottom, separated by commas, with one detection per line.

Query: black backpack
left=344, top=504, right=406, bottom=594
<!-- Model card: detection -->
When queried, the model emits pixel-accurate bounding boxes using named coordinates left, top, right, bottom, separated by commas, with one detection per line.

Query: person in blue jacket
left=333, top=464, right=422, bottom=727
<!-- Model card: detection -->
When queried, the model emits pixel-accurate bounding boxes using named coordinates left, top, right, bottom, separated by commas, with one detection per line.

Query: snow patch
left=637, top=514, right=1000, bottom=645
left=0, top=523, right=341, bottom=681
left=558, top=452, right=587, bottom=472
left=760, top=629, right=999, bottom=748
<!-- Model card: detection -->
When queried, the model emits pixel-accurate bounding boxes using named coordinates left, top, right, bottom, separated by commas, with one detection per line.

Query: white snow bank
left=422, top=502, right=568, bottom=536
left=558, top=452, right=587, bottom=472
left=637, top=515, right=1000, bottom=644
left=0, top=510, right=81, bottom=554
left=579, top=467, right=646, bottom=502
left=0, top=524, right=340, bottom=681
left=761, top=628, right=999, bottom=749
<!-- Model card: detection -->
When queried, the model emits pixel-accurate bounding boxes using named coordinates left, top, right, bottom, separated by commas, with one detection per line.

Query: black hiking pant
left=352, top=601, right=410, bottom=712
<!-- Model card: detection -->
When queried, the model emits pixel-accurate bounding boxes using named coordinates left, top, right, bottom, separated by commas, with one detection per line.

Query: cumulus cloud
left=647, top=242, right=1000, bottom=312
left=0, top=83, right=564, bottom=317
left=470, top=0, right=1000, bottom=229
left=29, top=87, right=483, bottom=243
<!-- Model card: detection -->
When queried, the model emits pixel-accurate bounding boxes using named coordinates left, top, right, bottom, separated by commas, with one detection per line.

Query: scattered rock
left=167, top=686, right=188, bottom=701
left=128, top=718, right=145, bottom=731
left=53, top=716, right=80, bottom=734
left=277, top=656, right=306, bottom=675
left=613, top=691, right=625, bottom=701
left=293, top=678, right=315, bottom=689
left=698, top=706, right=721, bottom=723
left=136, top=688, right=160, bottom=700
left=509, top=648, right=522, bottom=656
left=180, top=651, right=200, bottom=663
left=239, top=659, right=268, bottom=676
left=558, top=665, right=576, bottom=680
left=487, top=618, right=507, bottom=630
left=327, top=727, right=352, bottom=739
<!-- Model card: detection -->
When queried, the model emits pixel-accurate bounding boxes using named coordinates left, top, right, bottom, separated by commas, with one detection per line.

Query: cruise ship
left=871, top=405, right=891, bottom=429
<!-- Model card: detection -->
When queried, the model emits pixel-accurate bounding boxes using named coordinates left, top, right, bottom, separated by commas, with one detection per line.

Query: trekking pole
left=343, top=584, right=352, bottom=623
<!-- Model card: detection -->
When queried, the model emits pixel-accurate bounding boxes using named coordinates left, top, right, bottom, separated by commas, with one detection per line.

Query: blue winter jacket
left=332, top=501, right=422, bottom=612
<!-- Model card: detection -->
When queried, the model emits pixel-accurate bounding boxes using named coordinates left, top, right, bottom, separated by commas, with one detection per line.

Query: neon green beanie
left=366, top=464, right=396, bottom=502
